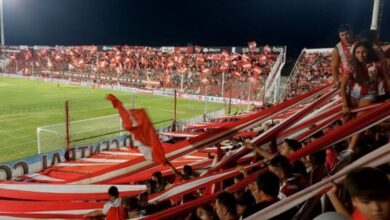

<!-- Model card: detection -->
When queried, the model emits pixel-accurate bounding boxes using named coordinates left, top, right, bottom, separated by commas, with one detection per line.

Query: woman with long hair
left=340, top=40, right=390, bottom=155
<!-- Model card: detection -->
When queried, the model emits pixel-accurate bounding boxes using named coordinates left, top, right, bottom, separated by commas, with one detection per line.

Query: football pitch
left=0, top=77, right=229, bottom=163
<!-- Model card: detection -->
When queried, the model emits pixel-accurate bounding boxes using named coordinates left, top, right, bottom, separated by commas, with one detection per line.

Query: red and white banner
left=107, top=94, right=167, bottom=165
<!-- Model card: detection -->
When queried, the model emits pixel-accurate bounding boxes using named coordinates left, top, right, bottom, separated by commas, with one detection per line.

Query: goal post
left=36, top=114, right=124, bottom=154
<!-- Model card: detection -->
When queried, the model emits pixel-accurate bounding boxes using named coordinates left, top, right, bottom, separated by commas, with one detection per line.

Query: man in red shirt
left=85, top=186, right=127, bottom=220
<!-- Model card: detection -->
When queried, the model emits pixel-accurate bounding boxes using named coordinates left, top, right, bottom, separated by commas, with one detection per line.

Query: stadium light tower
left=370, top=0, right=382, bottom=31
left=0, top=0, right=4, bottom=45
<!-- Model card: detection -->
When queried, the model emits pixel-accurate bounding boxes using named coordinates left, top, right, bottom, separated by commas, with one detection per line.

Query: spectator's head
left=215, top=191, right=237, bottom=220
left=279, top=139, right=302, bottom=156
left=124, top=197, right=141, bottom=218
left=269, top=155, right=292, bottom=180
left=255, top=171, right=280, bottom=198
left=108, top=186, right=119, bottom=200
left=145, top=180, right=156, bottom=194
left=310, top=150, right=326, bottom=167
left=338, top=24, right=354, bottom=44
left=345, top=167, right=390, bottom=220
left=151, top=171, right=163, bottom=185
left=236, top=191, right=255, bottom=216
left=183, top=165, right=194, bottom=177
left=196, top=204, right=215, bottom=220
left=352, top=41, right=379, bottom=65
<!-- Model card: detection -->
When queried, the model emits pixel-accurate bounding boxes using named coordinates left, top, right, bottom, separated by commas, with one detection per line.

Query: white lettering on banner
left=202, top=48, right=221, bottom=53
left=0, top=136, right=132, bottom=180
left=241, top=48, right=260, bottom=53
left=161, top=47, right=175, bottom=53
left=272, top=47, right=284, bottom=53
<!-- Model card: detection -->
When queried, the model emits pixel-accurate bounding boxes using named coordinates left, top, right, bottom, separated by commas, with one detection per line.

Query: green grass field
left=0, top=77, right=228, bottom=163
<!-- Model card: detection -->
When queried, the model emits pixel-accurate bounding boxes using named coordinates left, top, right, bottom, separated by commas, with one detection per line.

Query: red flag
left=242, top=54, right=251, bottom=62
left=242, top=62, right=251, bottom=70
left=253, top=66, right=262, bottom=75
left=228, top=54, right=240, bottom=61
left=106, top=94, right=167, bottom=165
left=201, top=78, right=210, bottom=85
left=233, top=71, right=243, bottom=78
left=194, top=45, right=202, bottom=53
left=248, top=41, right=257, bottom=50
left=222, top=50, right=230, bottom=57
left=259, top=54, right=267, bottom=61
left=202, top=68, right=211, bottom=74
left=264, top=45, right=272, bottom=54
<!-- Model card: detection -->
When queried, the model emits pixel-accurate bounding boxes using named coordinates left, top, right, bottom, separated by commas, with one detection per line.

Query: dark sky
left=4, top=0, right=390, bottom=57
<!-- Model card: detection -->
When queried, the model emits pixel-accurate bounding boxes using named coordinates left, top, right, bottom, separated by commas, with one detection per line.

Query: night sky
left=4, top=0, right=390, bottom=57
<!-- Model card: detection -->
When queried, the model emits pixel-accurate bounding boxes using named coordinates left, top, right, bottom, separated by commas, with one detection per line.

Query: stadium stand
left=0, top=39, right=389, bottom=220
left=1, top=45, right=283, bottom=101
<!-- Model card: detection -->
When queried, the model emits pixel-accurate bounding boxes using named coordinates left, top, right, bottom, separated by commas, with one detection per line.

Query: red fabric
left=326, top=148, right=338, bottom=171
left=106, top=207, right=128, bottom=220
left=248, top=41, right=257, bottom=49
left=107, top=94, right=167, bottom=165
left=352, top=209, right=368, bottom=220
left=281, top=174, right=306, bottom=197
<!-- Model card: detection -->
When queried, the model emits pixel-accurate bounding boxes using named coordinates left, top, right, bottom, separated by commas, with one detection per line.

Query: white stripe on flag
left=79, top=158, right=127, bottom=163
left=26, top=174, right=64, bottom=182
left=0, top=184, right=146, bottom=193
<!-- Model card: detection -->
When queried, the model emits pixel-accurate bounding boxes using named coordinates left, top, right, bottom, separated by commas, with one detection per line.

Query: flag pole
left=173, top=90, right=177, bottom=132
left=65, top=100, right=70, bottom=151
left=228, top=85, right=232, bottom=114
left=204, top=86, right=208, bottom=122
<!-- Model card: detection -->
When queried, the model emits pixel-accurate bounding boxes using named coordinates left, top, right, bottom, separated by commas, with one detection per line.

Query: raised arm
left=331, top=48, right=341, bottom=87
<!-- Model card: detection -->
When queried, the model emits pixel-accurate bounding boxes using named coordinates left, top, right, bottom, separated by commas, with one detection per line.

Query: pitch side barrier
left=141, top=99, right=390, bottom=220
left=0, top=73, right=263, bottom=106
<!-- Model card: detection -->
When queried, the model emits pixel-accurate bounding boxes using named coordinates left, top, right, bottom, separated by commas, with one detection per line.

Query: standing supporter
left=340, top=41, right=390, bottom=158
left=215, top=191, right=238, bottom=220
left=86, top=186, right=127, bottom=220
left=357, top=30, right=390, bottom=98
left=332, top=24, right=356, bottom=86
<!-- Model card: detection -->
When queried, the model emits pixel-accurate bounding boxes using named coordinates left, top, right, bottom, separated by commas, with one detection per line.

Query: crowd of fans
left=283, top=50, right=333, bottom=100
left=80, top=26, right=390, bottom=220
left=1, top=45, right=280, bottom=99
left=83, top=115, right=390, bottom=220
left=3, top=26, right=390, bottom=219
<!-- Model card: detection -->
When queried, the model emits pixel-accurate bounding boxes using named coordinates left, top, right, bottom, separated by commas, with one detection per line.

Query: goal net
left=36, top=114, right=123, bottom=154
